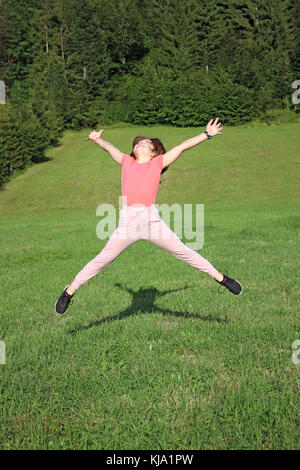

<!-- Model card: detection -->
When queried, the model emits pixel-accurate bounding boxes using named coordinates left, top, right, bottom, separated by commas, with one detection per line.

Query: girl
left=55, top=118, right=242, bottom=315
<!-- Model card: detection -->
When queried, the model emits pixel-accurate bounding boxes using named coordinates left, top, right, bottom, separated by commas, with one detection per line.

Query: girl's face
left=133, top=139, right=155, bottom=156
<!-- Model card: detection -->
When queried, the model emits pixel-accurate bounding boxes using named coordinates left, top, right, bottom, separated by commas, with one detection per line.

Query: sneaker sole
left=54, top=285, right=70, bottom=315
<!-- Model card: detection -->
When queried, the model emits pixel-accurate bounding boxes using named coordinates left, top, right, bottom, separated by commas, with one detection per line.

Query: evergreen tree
left=96, top=0, right=146, bottom=76
left=194, top=0, right=228, bottom=73
left=0, top=0, right=298, bottom=144
left=27, top=51, right=67, bottom=143
left=0, top=78, right=53, bottom=189
left=0, top=0, right=38, bottom=86
left=220, top=0, right=296, bottom=111
left=289, top=0, right=300, bottom=78
left=6, top=81, right=47, bottom=168
left=58, top=0, right=112, bottom=126
left=28, top=0, right=62, bottom=57
left=142, top=0, right=201, bottom=77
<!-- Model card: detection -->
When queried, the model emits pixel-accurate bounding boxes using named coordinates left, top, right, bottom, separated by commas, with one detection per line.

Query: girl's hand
left=86, top=129, right=105, bottom=141
left=206, top=118, right=223, bottom=137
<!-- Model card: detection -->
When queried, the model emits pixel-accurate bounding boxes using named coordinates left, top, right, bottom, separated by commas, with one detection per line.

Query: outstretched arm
left=86, top=129, right=124, bottom=166
left=162, top=117, right=223, bottom=169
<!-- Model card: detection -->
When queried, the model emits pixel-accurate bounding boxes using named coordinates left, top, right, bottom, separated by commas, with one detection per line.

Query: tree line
left=0, top=0, right=299, bottom=189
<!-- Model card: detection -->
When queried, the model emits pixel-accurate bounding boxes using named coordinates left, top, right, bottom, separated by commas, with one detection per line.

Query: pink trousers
left=70, top=204, right=219, bottom=291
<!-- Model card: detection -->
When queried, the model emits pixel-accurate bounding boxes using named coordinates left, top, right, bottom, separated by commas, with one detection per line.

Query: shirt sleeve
left=155, top=154, right=164, bottom=172
left=122, top=154, right=132, bottom=166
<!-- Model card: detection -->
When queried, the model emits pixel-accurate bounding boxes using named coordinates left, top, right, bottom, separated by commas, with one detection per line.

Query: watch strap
left=204, top=130, right=212, bottom=139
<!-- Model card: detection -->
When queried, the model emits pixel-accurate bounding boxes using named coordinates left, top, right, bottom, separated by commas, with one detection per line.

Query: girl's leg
left=148, top=215, right=221, bottom=280
left=68, top=225, right=138, bottom=293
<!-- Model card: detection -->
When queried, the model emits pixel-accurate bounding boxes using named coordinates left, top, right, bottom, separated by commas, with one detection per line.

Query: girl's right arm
left=161, top=118, right=222, bottom=169
left=87, top=129, right=124, bottom=166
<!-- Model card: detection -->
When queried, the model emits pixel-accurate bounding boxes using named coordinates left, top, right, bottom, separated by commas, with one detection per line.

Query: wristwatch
left=204, top=130, right=212, bottom=139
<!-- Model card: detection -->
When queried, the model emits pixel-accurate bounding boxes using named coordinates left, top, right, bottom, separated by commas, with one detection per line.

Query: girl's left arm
left=162, top=117, right=222, bottom=169
left=86, top=129, right=124, bottom=166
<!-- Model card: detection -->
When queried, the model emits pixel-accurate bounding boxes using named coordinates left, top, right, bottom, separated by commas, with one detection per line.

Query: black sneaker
left=55, top=285, right=74, bottom=315
left=217, top=274, right=243, bottom=296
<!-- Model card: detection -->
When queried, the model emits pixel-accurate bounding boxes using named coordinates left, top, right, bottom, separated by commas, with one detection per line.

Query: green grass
left=0, top=123, right=299, bottom=449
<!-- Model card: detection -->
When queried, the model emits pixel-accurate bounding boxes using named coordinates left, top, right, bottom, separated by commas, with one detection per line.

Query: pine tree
left=0, top=0, right=37, bottom=86
left=61, top=0, right=112, bottom=110
left=95, top=0, right=146, bottom=76
left=6, top=81, right=48, bottom=168
left=27, top=51, right=66, bottom=143
left=194, top=0, right=228, bottom=73
left=28, top=0, right=62, bottom=57
left=219, top=0, right=296, bottom=111
left=1, top=0, right=298, bottom=134
left=141, top=0, right=201, bottom=77
left=289, top=0, right=300, bottom=78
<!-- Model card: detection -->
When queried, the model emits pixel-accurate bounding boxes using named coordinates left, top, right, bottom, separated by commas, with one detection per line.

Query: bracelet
left=204, top=130, right=212, bottom=139
left=93, top=137, right=102, bottom=143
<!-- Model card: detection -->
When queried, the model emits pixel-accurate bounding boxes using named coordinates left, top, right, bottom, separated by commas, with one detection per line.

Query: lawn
left=0, top=122, right=299, bottom=449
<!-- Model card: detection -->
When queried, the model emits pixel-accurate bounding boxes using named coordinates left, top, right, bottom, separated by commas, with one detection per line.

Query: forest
left=0, top=0, right=299, bottom=188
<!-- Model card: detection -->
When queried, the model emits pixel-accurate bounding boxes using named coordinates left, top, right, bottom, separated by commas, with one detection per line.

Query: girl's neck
left=134, top=156, right=152, bottom=164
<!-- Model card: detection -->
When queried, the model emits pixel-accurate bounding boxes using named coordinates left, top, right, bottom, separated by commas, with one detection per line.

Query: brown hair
left=130, top=136, right=169, bottom=179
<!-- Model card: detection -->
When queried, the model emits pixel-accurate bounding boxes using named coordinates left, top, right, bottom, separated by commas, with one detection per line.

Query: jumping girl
left=55, top=118, right=242, bottom=315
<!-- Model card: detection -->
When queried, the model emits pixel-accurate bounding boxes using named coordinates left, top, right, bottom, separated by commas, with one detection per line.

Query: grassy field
left=0, top=123, right=299, bottom=449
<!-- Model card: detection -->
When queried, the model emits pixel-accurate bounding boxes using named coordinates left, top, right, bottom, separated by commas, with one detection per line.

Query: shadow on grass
left=33, top=155, right=52, bottom=164
left=67, top=282, right=228, bottom=335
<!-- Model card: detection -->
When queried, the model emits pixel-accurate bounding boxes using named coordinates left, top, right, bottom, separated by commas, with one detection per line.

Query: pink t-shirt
left=121, top=154, right=164, bottom=207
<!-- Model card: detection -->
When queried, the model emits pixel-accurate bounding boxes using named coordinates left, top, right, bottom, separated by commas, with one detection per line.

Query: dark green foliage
left=100, top=60, right=256, bottom=126
left=0, top=110, right=10, bottom=187
left=27, top=51, right=67, bottom=142
left=0, top=82, right=49, bottom=188
left=0, top=0, right=299, bottom=188
left=289, top=0, right=300, bottom=78
left=0, top=0, right=37, bottom=85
